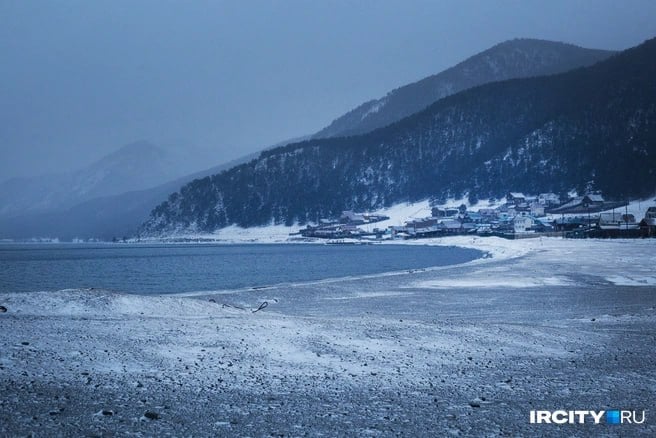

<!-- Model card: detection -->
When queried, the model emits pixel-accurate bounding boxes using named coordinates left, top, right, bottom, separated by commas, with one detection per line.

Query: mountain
left=0, top=150, right=258, bottom=240
left=313, top=39, right=615, bottom=139
left=0, top=141, right=201, bottom=218
left=0, top=39, right=614, bottom=241
left=140, top=37, right=656, bottom=236
left=0, top=130, right=309, bottom=240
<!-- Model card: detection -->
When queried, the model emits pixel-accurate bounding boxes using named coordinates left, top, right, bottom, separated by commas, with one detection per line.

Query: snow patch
left=360, top=98, right=387, bottom=120
left=416, top=276, right=571, bottom=289
left=138, top=223, right=302, bottom=244
left=322, top=291, right=408, bottom=301
left=606, top=275, right=656, bottom=287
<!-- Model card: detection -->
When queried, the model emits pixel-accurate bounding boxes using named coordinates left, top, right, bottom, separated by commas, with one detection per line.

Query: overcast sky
left=1, top=0, right=656, bottom=179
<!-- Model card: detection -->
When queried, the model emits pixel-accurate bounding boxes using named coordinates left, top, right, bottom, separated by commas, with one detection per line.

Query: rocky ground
left=1, top=237, right=655, bottom=436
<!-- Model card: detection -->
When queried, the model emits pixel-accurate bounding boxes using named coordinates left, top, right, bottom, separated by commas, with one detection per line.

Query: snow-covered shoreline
left=132, top=195, right=656, bottom=244
left=1, top=236, right=655, bottom=436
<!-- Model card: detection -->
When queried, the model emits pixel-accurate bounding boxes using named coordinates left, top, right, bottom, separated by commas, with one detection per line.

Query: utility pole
left=625, top=198, right=629, bottom=232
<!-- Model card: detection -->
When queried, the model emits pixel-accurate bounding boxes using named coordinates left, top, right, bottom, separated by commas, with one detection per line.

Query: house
left=547, top=194, right=616, bottom=214
left=585, top=194, right=604, bottom=204
left=389, top=226, right=408, bottom=237
left=533, top=218, right=555, bottom=232
left=340, top=211, right=365, bottom=224
left=409, top=218, right=439, bottom=229
left=476, top=224, right=494, bottom=235
left=552, top=216, right=591, bottom=231
left=530, top=202, right=545, bottom=217
left=640, top=206, right=656, bottom=237
left=431, top=207, right=447, bottom=218
left=440, top=219, right=463, bottom=233
left=538, top=193, right=560, bottom=206
left=643, top=206, right=656, bottom=226
left=362, top=213, right=390, bottom=223
left=406, top=218, right=440, bottom=234
left=478, top=208, right=496, bottom=216
left=465, top=212, right=483, bottom=223
left=512, top=216, right=535, bottom=233
left=300, top=222, right=366, bottom=238
left=494, top=217, right=514, bottom=233
left=507, top=192, right=526, bottom=204
left=599, top=212, right=639, bottom=230
left=496, top=212, right=512, bottom=221
left=461, top=222, right=478, bottom=233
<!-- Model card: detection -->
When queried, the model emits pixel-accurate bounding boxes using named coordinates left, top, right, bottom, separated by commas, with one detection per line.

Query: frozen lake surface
left=0, top=243, right=480, bottom=294
left=1, top=237, right=655, bottom=436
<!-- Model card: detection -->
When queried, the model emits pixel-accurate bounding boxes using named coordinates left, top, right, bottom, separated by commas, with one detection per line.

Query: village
left=294, top=192, right=656, bottom=241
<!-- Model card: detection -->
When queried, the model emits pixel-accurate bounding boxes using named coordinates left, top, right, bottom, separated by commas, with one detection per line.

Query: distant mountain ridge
left=0, top=141, right=199, bottom=218
left=140, top=37, right=656, bottom=236
left=313, top=39, right=616, bottom=139
left=0, top=149, right=258, bottom=240
left=0, top=38, right=622, bottom=240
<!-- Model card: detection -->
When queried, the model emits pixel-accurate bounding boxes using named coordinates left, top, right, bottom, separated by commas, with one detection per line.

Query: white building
left=512, top=216, right=535, bottom=233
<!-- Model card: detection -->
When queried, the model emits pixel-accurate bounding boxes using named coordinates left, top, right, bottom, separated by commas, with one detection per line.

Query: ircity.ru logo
left=529, top=410, right=646, bottom=425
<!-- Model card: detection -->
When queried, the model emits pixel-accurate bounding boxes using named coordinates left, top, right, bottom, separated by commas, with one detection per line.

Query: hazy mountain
left=0, top=150, right=259, bottom=240
left=313, top=39, right=616, bottom=139
left=0, top=141, right=203, bottom=218
left=140, top=37, right=656, bottom=236
left=0, top=129, right=310, bottom=239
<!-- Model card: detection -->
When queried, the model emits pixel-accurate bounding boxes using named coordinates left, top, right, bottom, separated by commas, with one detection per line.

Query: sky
left=1, top=0, right=656, bottom=180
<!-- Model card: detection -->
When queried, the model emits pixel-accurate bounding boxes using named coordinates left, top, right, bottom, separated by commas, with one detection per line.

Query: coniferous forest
left=141, top=38, right=656, bottom=235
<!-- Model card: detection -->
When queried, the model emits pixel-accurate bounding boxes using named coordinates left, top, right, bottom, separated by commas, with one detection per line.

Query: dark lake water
left=0, top=243, right=480, bottom=294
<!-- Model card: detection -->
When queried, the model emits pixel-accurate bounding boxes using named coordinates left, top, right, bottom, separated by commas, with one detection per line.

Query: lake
left=0, top=243, right=481, bottom=294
